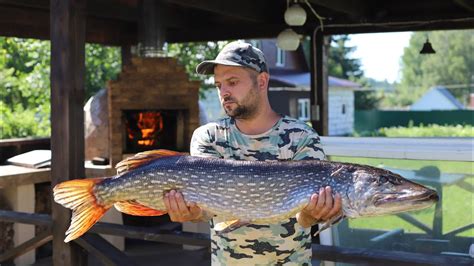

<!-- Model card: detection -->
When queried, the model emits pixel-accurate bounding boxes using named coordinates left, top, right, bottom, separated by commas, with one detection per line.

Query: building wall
left=268, top=88, right=355, bottom=136
left=268, top=90, right=308, bottom=118
left=259, top=39, right=308, bottom=72
left=328, top=88, right=354, bottom=136
left=201, top=88, right=355, bottom=136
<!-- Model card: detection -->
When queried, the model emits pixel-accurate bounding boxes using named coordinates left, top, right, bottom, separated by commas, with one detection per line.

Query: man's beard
left=222, top=87, right=260, bottom=120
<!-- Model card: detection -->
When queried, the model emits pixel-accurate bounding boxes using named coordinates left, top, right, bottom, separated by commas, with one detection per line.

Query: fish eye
left=379, top=176, right=388, bottom=183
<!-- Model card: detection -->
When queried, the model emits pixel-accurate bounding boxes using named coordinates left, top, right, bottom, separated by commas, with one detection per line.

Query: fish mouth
left=373, top=189, right=439, bottom=207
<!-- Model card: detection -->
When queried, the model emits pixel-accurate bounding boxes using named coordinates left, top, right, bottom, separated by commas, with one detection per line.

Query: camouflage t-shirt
left=190, top=115, right=325, bottom=266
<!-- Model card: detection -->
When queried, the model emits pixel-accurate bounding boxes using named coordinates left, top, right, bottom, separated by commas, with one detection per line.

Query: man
left=164, top=41, right=342, bottom=265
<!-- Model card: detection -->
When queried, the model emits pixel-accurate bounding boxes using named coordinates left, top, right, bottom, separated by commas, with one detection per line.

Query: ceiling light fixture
left=277, top=0, right=325, bottom=51
left=284, top=3, right=307, bottom=26
left=277, top=28, right=300, bottom=51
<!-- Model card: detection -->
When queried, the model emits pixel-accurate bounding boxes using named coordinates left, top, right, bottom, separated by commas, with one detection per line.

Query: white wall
left=328, top=88, right=354, bottom=136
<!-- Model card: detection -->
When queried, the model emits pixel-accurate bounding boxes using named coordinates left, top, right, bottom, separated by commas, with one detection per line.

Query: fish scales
left=95, top=156, right=335, bottom=222
left=53, top=150, right=438, bottom=242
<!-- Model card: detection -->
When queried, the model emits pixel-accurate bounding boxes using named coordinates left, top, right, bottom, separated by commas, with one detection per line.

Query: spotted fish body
left=54, top=150, right=438, bottom=242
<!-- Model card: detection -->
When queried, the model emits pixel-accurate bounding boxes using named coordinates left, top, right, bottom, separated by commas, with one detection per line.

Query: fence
left=1, top=137, right=473, bottom=265
left=355, top=110, right=474, bottom=132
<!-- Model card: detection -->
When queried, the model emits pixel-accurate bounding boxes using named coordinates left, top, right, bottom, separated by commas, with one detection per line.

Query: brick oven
left=108, top=57, right=200, bottom=166
left=85, top=56, right=200, bottom=167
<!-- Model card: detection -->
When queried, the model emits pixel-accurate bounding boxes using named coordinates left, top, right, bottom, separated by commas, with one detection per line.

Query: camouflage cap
left=196, top=41, right=268, bottom=75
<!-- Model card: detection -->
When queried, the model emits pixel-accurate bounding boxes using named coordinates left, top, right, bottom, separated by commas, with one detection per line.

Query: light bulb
left=277, top=28, right=300, bottom=51
left=284, top=4, right=307, bottom=26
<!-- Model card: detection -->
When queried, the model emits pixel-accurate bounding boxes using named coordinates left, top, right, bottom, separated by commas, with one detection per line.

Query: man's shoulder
left=196, top=117, right=231, bottom=131
left=193, top=117, right=232, bottom=138
left=279, top=116, right=317, bottom=135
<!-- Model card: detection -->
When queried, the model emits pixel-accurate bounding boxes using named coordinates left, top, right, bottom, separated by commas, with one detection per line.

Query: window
left=250, top=40, right=261, bottom=50
left=298, top=98, right=310, bottom=121
left=276, top=47, right=285, bottom=67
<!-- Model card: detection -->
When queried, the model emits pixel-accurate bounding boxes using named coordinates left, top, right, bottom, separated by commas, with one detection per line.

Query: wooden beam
left=312, top=244, right=474, bottom=265
left=307, top=0, right=367, bottom=17
left=163, top=0, right=275, bottom=23
left=318, top=17, right=474, bottom=35
left=445, top=223, right=474, bottom=237
left=454, top=0, right=474, bottom=12
left=0, top=230, right=52, bottom=263
left=0, top=210, right=51, bottom=227
left=0, top=6, right=50, bottom=40
left=0, top=0, right=137, bottom=22
left=0, top=210, right=208, bottom=246
left=0, top=0, right=49, bottom=10
left=2, top=210, right=471, bottom=265
left=121, top=45, right=132, bottom=68
left=50, top=0, right=88, bottom=265
left=396, top=213, right=433, bottom=234
left=0, top=166, right=50, bottom=188
left=74, top=234, right=137, bottom=266
left=89, top=222, right=211, bottom=247
left=166, top=24, right=286, bottom=43
left=0, top=5, right=136, bottom=45
left=310, top=29, right=328, bottom=136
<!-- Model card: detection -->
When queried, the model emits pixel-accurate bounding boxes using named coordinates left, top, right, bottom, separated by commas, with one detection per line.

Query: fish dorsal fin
left=214, top=220, right=250, bottom=234
left=114, top=200, right=167, bottom=216
left=116, top=149, right=184, bottom=175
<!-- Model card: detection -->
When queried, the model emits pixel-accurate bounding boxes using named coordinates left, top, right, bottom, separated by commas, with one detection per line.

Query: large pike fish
left=54, top=150, right=438, bottom=243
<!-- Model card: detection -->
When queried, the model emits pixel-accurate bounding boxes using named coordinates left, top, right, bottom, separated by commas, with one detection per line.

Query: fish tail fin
left=53, top=178, right=110, bottom=243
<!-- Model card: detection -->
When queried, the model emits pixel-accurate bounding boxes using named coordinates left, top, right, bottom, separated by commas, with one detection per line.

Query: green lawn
left=329, top=156, right=474, bottom=238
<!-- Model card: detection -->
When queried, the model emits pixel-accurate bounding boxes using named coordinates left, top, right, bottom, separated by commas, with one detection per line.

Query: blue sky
left=346, top=32, right=412, bottom=83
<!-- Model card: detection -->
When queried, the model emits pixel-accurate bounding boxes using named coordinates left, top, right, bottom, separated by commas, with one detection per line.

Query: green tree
left=396, top=30, right=474, bottom=106
left=168, top=41, right=230, bottom=95
left=327, top=35, right=364, bottom=79
left=326, top=35, right=381, bottom=109
left=85, top=43, right=121, bottom=100
left=0, top=37, right=121, bottom=139
left=354, top=91, right=381, bottom=110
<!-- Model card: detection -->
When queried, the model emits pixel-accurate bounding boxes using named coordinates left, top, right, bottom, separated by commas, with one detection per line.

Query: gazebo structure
left=0, top=0, right=473, bottom=265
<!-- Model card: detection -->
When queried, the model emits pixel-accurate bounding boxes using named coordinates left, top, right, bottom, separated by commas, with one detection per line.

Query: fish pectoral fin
left=115, top=149, right=184, bottom=174
left=114, top=201, right=167, bottom=216
left=313, top=214, right=346, bottom=236
left=214, top=220, right=249, bottom=234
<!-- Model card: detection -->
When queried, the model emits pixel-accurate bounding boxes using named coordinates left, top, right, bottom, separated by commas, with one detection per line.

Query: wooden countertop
left=0, top=162, right=115, bottom=188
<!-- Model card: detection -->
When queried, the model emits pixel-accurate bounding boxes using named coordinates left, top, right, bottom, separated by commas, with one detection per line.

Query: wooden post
left=50, top=0, right=87, bottom=265
left=310, top=29, right=329, bottom=136
left=121, top=44, right=132, bottom=69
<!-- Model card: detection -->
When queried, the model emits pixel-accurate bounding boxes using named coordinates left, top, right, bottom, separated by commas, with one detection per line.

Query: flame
left=127, top=111, right=163, bottom=147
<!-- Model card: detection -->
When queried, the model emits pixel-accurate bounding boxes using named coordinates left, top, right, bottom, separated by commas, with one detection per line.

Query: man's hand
left=296, top=186, right=342, bottom=228
left=164, top=190, right=203, bottom=222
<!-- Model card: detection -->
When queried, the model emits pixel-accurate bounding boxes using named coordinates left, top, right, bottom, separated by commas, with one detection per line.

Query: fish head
left=344, top=165, right=439, bottom=218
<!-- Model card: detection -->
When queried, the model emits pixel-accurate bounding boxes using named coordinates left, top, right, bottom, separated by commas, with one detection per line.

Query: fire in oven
left=123, top=110, right=177, bottom=153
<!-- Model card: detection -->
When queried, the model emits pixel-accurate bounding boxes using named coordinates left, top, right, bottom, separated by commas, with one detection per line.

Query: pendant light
left=284, top=3, right=307, bottom=26
left=420, top=38, right=436, bottom=54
